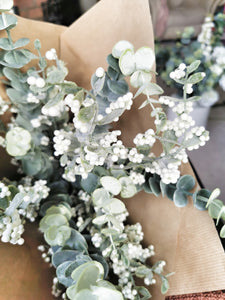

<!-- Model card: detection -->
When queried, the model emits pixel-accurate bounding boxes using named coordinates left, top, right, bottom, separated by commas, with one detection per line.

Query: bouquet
left=156, top=11, right=225, bottom=108
left=0, top=1, right=225, bottom=299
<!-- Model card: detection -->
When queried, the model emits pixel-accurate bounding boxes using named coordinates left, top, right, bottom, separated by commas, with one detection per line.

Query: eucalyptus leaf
left=92, top=188, right=110, bottom=207
left=187, top=72, right=205, bottom=85
left=65, top=229, right=88, bottom=253
left=103, top=198, right=126, bottom=214
left=52, top=250, right=81, bottom=268
left=81, top=173, right=99, bottom=194
left=44, top=225, right=71, bottom=246
left=106, top=54, right=121, bottom=73
left=135, top=46, right=155, bottom=72
left=119, top=49, right=135, bottom=76
left=173, top=189, right=188, bottom=207
left=56, top=260, right=75, bottom=287
left=107, top=79, right=128, bottom=95
left=39, top=214, right=68, bottom=232
left=119, top=176, right=137, bottom=198
left=100, top=176, right=121, bottom=195
left=78, top=105, right=95, bottom=123
left=0, top=13, right=17, bottom=30
left=112, top=40, right=134, bottom=59
left=176, top=175, right=195, bottom=191
left=161, top=276, right=170, bottom=294
left=5, top=192, right=25, bottom=216
left=149, top=177, right=161, bottom=197
left=186, top=60, right=201, bottom=74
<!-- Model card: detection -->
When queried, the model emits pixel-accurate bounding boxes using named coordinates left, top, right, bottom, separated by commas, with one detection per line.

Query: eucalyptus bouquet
left=0, top=3, right=225, bottom=300
left=156, top=11, right=225, bottom=108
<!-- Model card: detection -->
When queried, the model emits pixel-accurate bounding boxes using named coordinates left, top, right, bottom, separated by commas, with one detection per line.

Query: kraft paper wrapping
left=0, top=1, right=224, bottom=299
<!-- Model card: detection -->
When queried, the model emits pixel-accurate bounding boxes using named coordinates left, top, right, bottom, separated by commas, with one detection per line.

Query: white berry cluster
left=45, top=48, right=57, bottom=61
left=0, top=96, right=9, bottom=115
left=42, top=100, right=66, bottom=117
left=0, top=210, right=24, bottom=245
left=18, top=180, right=50, bottom=202
left=159, top=96, right=175, bottom=108
left=84, top=146, right=105, bottom=167
left=27, top=92, right=40, bottom=104
left=169, top=63, right=186, bottom=80
left=51, top=277, right=62, bottom=298
left=100, top=130, right=121, bottom=148
left=27, top=76, right=45, bottom=88
left=53, top=129, right=71, bottom=156
left=64, top=93, right=80, bottom=114
left=105, top=92, right=133, bottom=115
left=128, top=148, right=144, bottom=163
left=129, top=171, right=145, bottom=185
left=91, top=232, right=103, bottom=248
left=30, top=114, right=52, bottom=128
left=78, top=190, right=91, bottom=202
left=110, top=141, right=128, bottom=162
left=163, top=114, right=195, bottom=137
left=133, top=128, right=156, bottom=147
left=172, top=101, right=193, bottom=114
left=125, top=223, right=144, bottom=243
left=198, top=16, right=215, bottom=57
left=147, top=160, right=180, bottom=184
left=37, top=244, right=52, bottom=263
left=0, top=182, right=11, bottom=198
left=17, top=180, right=50, bottom=222
left=219, top=75, right=225, bottom=91
left=183, top=83, right=193, bottom=94
left=185, top=126, right=210, bottom=150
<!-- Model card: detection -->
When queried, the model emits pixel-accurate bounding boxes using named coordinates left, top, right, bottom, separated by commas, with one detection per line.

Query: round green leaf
left=44, top=225, right=71, bottom=246
left=91, top=286, right=123, bottom=300
left=112, top=40, right=134, bottom=58
left=173, top=190, right=188, bottom=207
left=39, top=214, right=68, bottom=232
left=92, top=188, right=110, bottom=207
left=119, top=176, right=137, bottom=198
left=56, top=260, right=74, bottom=287
left=119, top=49, right=135, bottom=76
left=208, top=199, right=224, bottom=219
left=103, top=198, right=126, bottom=214
left=72, top=289, right=97, bottom=300
left=71, top=261, right=104, bottom=292
left=135, top=46, right=155, bottom=72
left=46, top=204, right=72, bottom=220
left=130, top=70, right=152, bottom=88
left=100, top=176, right=121, bottom=195
left=176, top=175, right=195, bottom=191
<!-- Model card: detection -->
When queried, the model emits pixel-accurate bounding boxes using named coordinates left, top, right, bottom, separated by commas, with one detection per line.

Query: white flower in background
left=210, top=64, right=223, bottom=76
left=211, top=46, right=225, bottom=66
left=198, top=89, right=219, bottom=107
left=6, top=127, right=31, bottom=157
left=0, top=0, right=13, bottom=11
left=219, top=74, right=225, bottom=91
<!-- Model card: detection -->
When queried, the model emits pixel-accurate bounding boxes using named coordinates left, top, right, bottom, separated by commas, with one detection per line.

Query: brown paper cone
left=0, top=1, right=225, bottom=299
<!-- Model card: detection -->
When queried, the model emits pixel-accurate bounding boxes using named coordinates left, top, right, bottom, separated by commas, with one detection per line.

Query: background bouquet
left=156, top=11, right=225, bottom=108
